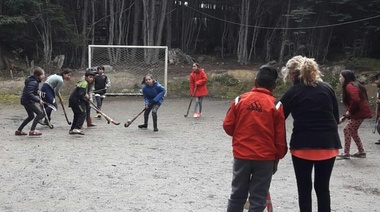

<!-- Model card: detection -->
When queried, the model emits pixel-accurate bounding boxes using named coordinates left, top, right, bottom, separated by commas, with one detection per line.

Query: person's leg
left=17, top=105, right=35, bottom=131
left=151, top=105, right=160, bottom=131
left=41, top=85, right=56, bottom=120
left=85, top=102, right=96, bottom=127
left=30, top=104, right=44, bottom=131
left=76, top=103, right=87, bottom=130
left=314, top=157, right=335, bottom=212
left=198, top=96, right=204, bottom=113
left=227, top=158, right=251, bottom=212
left=139, top=108, right=151, bottom=128
left=194, top=97, right=200, bottom=113
left=342, top=121, right=353, bottom=155
left=248, top=160, right=273, bottom=212
left=292, top=155, right=313, bottom=212
left=70, top=105, right=79, bottom=131
left=349, top=119, right=365, bottom=153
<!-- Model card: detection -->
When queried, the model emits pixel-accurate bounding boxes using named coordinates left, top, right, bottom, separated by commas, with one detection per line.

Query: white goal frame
left=88, top=45, right=168, bottom=96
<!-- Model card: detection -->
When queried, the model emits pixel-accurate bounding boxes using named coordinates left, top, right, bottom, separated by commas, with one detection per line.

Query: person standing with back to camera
left=279, top=55, right=341, bottom=212
left=189, top=63, right=208, bottom=118
left=138, top=74, right=166, bottom=132
left=223, top=65, right=287, bottom=212
left=336, top=70, right=371, bottom=159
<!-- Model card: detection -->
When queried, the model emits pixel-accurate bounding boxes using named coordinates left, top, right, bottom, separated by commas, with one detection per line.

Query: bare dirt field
left=1, top=96, right=380, bottom=212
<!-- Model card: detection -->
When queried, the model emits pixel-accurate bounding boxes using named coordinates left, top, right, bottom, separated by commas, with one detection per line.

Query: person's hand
left=339, top=116, right=346, bottom=124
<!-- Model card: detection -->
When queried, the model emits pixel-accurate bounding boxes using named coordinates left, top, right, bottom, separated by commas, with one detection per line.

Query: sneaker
left=154, top=127, right=159, bottom=132
left=69, top=129, right=85, bottom=135
left=375, top=140, right=380, bottom=145
left=351, top=152, right=366, bottom=158
left=138, top=124, right=147, bottom=129
left=29, top=130, right=42, bottom=136
left=193, top=113, right=198, bottom=118
left=336, top=153, right=350, bottom=160
left=15, top=130, right=27, bottom=136
left=95, top=113, right=101, bottom=118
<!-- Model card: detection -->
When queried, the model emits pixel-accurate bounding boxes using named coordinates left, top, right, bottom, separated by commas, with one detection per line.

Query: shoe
left=138, top=124, right=147, bottom=129
left=375, top=140, right=380, bottom=145
left=193, top=112, right=201, bottom=118
left=69, top=129, right=85, bottom=135
left=351, top=152, right=366, bottom=158
left=336, top=153, right=350, bottom=160
left=29, top=130, right=42, bottom=136
left=154, top=127, right=159, bottom=132
left=15, top=130, right=27, bottom=136
left=95, top=113, right=101, bottom=118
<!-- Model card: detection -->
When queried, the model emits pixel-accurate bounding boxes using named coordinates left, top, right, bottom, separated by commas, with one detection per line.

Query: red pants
left=343, top=119, right=365, bottom=154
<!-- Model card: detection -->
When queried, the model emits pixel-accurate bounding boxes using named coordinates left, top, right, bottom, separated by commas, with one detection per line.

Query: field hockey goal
left=88, top=45, right=168, bottom=96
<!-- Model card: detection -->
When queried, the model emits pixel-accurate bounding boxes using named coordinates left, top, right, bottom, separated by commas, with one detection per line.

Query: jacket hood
left=25, top=75, right=39, bottom=85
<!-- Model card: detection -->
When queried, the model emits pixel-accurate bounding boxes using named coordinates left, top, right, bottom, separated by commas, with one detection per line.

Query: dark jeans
left=70, top=102, right=86, bottom=130
left=292, top=155, right=336, bottom=212
left=227, top=158, right=273, bottom=212
left=18, top=103, right=44, bottom=131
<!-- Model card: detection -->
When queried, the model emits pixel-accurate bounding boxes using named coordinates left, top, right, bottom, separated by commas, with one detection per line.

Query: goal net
left=88, top=45, right=168, bottom=96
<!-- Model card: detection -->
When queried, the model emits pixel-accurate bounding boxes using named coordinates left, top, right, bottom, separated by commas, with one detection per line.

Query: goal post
left=88, top=45, right=168, bottom=96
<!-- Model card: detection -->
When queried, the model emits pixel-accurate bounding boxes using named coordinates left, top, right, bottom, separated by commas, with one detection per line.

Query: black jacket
left=280, top=80, right=342, bottom=150
left=20, top=76, right=41, bottom=105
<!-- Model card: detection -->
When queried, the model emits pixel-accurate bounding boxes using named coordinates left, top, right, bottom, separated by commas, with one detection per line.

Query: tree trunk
left=237, top=0, right=250, bottom=65
left=279, top=0, right=291, bottom=63
left=131, top=0, right=141, bottom=59
left=80, top=0, right=89, bottom=67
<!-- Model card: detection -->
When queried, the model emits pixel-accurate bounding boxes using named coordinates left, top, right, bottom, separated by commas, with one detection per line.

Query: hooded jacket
left=142, top=80, right=166, bottom=105
left=20, top=75, right=41, bottom=105
left=190, top=68, right=208, bottom=97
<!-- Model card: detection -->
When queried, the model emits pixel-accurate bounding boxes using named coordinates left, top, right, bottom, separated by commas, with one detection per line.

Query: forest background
left=0, top=0, right=380, bottom=99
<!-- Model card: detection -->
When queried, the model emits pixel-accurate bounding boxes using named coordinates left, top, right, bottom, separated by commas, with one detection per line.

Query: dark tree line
left=0, top=0, right=379, bottom=71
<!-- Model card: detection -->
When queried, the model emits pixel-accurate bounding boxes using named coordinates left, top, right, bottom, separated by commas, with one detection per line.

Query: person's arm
left=153, top=84, right=166, bottom=104
left=223, top=97, right=238, bottom=136
left=345, top=83, right=361, bottom=116
left=195, top=69, right=207, bottom=86
left=25, top=80, right=41, bottom=103
left=273, top=102, right=287, bottom=159
left=106, top=76, right=111, bottom=88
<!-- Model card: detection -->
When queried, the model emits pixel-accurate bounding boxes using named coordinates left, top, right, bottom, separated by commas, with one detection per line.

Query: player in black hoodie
left=15, top=67, right=46, bottom=136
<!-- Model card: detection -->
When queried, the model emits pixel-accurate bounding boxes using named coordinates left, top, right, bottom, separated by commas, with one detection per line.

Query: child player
left=223, top=65, right=287, bottom=212
left=15, top=67, right=46, bottom=136
left=68, top=70, right=95, bottom=135
left=40, top=68, right=72, bottom=125
left=138, top=74, right=166, bottom=132
left=94, top=66, right=111, bottom=118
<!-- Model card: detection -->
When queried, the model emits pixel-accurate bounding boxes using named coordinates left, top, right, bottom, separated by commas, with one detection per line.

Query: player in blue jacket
left=138, top=74, right=166, bottom=132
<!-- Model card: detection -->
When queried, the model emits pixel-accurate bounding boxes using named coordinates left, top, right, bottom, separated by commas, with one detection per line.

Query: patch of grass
left=344, top=58, right=380, bottom=72
left=0, top=93, right=20, bottom=104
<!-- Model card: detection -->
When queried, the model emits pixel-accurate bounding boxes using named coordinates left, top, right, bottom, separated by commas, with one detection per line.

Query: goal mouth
left=88, top=45, right=168, bottom=96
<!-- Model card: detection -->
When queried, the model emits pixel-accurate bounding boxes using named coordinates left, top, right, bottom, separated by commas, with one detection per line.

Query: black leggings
left=292, top=155, right=336, bottom=212
left=18, top=103, right=44, bottom=131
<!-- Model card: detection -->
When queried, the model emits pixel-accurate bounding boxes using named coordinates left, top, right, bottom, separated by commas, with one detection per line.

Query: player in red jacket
left=223, top=65, right=287, bottom=212
left=189, top=63, right=208, bottom=118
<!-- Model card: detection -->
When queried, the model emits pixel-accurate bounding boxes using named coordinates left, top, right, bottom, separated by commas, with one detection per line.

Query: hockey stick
left=184, top=86, right=197, bottom=117
left=38, top=93, right=54, bottom=129
left=88, top=101, right=120, bottom=125
left=124, top=108, right=146, bottom=127
left=59, top=99, right=71, bottom=125
left=42, top=101, right=57, bottom=111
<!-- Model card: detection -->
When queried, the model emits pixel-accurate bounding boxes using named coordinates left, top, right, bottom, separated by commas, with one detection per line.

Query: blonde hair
left=281, top=55, right=323, bottom=86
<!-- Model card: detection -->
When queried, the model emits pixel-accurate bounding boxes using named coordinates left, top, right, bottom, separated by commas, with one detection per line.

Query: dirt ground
left=1, top=96, right=380, bottom=212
